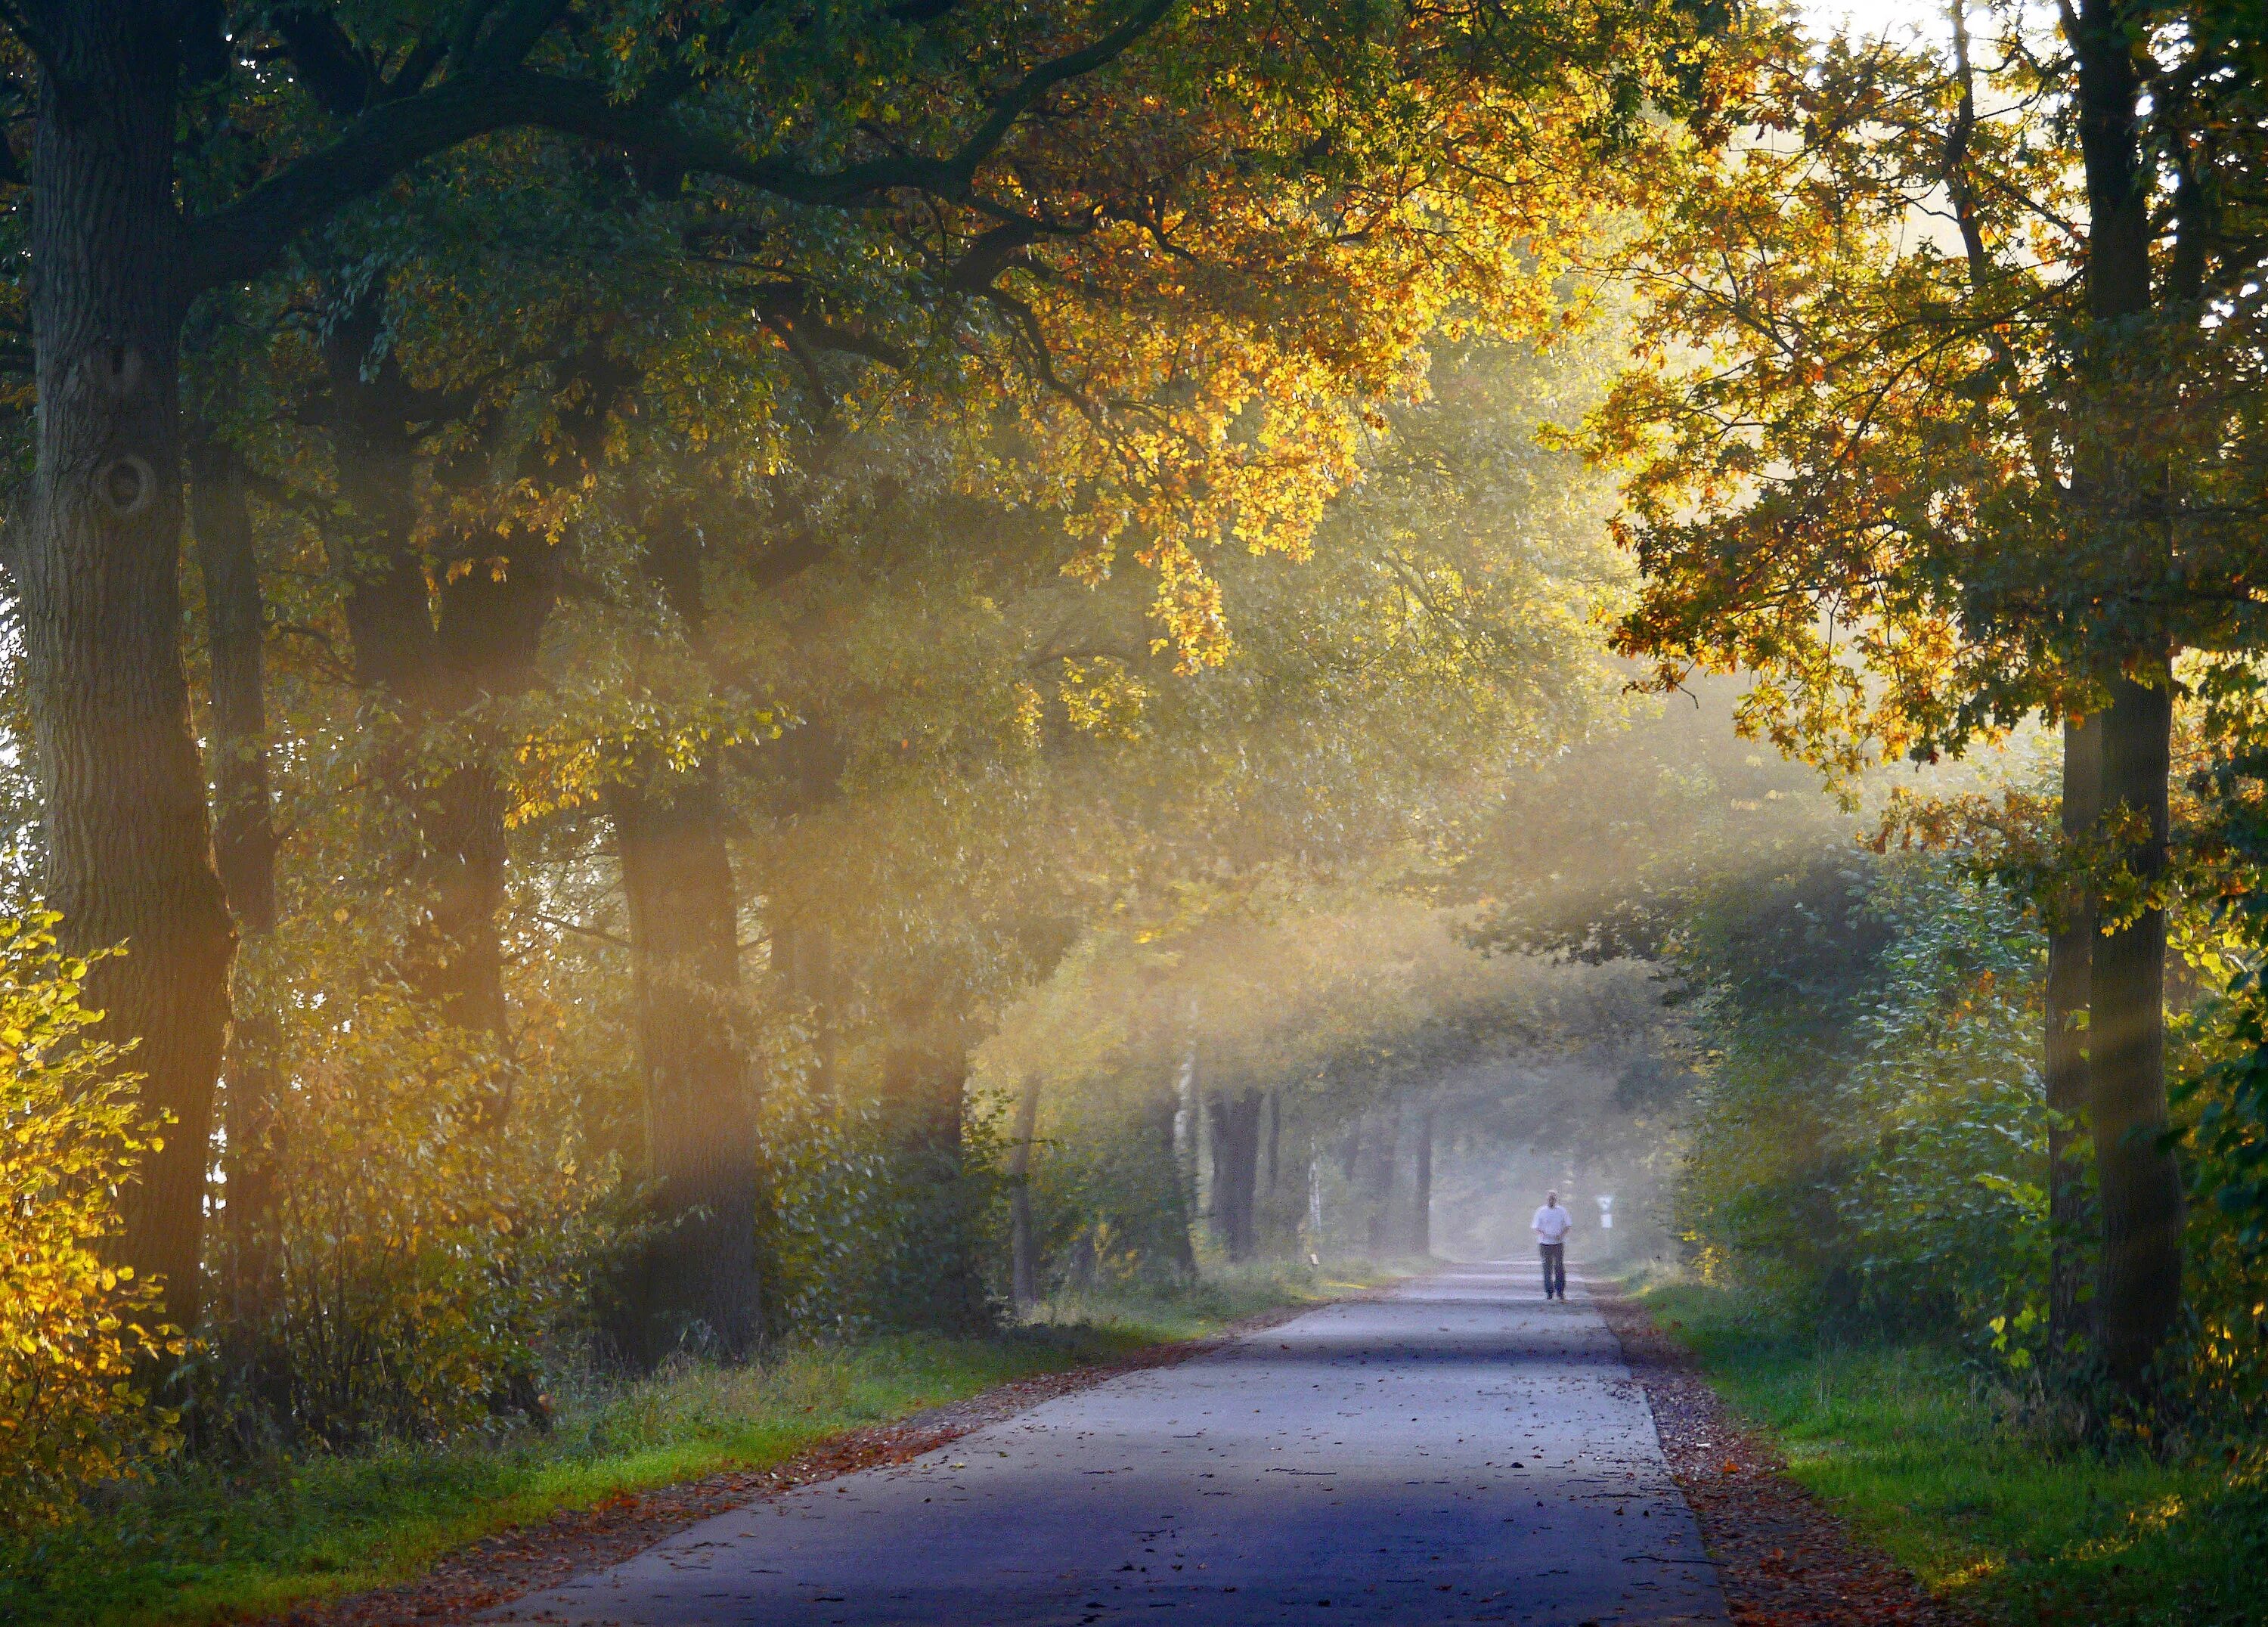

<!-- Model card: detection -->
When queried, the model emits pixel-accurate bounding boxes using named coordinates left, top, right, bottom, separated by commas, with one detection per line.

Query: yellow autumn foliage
left=229, top=919, right=624, bottom=1447
left=0, top=915, right=181, bottom=1529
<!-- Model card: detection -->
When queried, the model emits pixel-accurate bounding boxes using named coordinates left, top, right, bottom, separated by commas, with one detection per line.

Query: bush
left=1833, top=859, right=2048, bottom=1348
left=225, top=942, right=622, bottom=1449
left=758, top=1068, right=1007, bottom=1337
left=1671, top=849, right=2050, bottom=1352
left=0, top=915, right=181, bottom=1529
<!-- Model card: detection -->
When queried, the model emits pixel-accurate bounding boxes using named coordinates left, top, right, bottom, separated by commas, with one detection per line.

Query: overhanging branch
left=185, top=1, right=1179, bottom=294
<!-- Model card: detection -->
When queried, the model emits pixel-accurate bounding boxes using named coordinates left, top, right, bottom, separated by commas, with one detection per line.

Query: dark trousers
left=1539, top=1242, right=1566, bottom=1298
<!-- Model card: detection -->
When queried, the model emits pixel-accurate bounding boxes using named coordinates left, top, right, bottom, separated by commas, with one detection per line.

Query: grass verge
left=6, top=1264, right=1367, bottom=1627
left=1639, top=1279, right=2268, bottom=1626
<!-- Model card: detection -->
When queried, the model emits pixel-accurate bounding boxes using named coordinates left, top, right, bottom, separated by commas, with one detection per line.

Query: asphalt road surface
left=493, top=1262, right=1728, bottom=1626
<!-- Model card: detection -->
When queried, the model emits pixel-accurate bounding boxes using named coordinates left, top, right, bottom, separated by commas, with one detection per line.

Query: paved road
left=494, top=1263, right=1727, bottom=1626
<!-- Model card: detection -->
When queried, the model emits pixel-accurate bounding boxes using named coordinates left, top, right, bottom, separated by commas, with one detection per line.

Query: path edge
left=1591, top=1277, right=1977, bottom=1627
left=262, top=1297, right=1339, bottom=1627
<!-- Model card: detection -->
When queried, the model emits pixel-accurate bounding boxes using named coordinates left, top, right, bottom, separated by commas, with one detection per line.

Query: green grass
left=4, top=1268, right=1360, bottom=1627
left=1640, top=1280, right=2268, bottom=1626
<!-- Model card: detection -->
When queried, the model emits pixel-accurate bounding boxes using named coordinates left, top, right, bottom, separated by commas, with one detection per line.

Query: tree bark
left=189, top=433, right=283, bottom=1332
left=1206, top=1089, right=1263, bottom=1262
left=323, top=313, right=604, bottom=1050
left=20, top=20, right=236, bottom=1334
left=422, top=462, right=560, bottom=1042
left=1410, top=1104, right=1435, bottom=1257
left=587, top=494, right=772, bottom=1357
left=2090, top=671, right=2183, bottom=1390
left=2069, top=0, right=2184, bottom=1393
left=611, top=767, right=761, bottom=1358
left=2046, top=714, right=2099, bottom=1359
left=1362, top=1108, right=1401, bottom=1254
left=323, top=302, right=435, bottom=708
left=1009, top=1074, right=1042, bottom=1309
left=320, top=308, right=513, bottom=1041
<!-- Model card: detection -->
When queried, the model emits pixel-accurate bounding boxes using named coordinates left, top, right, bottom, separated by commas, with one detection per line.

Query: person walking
left=1532, top=1190, right=1572, bottom=1300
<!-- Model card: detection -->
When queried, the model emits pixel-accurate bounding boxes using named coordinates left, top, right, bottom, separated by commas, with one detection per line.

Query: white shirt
left=1532, top=1204, right=1572, bottom=1244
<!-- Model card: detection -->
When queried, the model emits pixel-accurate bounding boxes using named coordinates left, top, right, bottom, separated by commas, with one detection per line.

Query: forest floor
left=3, top=1266, right=1399, bottom=1627
left=1617, top=1278, right=2268, bottom=1627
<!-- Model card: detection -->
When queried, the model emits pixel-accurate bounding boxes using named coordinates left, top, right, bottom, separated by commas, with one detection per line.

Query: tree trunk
left=323, top=302, right=435, bottom=708
left=774, top=910, right=840, bottom=1095
left=2070, top=0, right=2183, bottom=1394
left=1009, top=1074, right=1042, bottom=1310
left=21, top=23, right=235, bottom=1334
left=2046, top=714, right=2100, bottom=1359
left=881, top=1036, right=990, bottom=1327
left=1362, top=1108, right=1401, bottom=1254
left=2090, top=671, right=2183, bottom=1390
left=1207, top=1089, right=1263, bottom=1262
left=1410, top=1105, right=1435, bottom=1258
left=1149, top=1029, right=1199, bottom=1278
left=189, top=434, right=283, bottom=1331
left=1264, top=1089, right=1280, bottom=1195
left=320, top=311, right=515, bottom=1040
left=423, top=492, right=560, bottom=1042
left=612, top=768, right=761, bottom=1359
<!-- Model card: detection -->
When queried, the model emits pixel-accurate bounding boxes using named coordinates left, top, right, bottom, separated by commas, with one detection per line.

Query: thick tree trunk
left=1410, top=1105, right=1435, bottom=1257
left=320, top=315, right=515, bottom=1039
left=423, top=497, right=560, bottom=1041
left=1009, top=1074, right=1042, bottom=1309
left=2090, top=671, right=2183, bottom=1390
left=323, top=305, right=435, bottom=708
left=1207, top=1089, right=1263, bottom=1262
left=2046, top=714, right=2100, bottom=1359
left=2070, top=0, right=2184, bottom=1394
left=189, top=435, right=283, bottom=1331
left=612, top=768, right=761, bottom=1358
left=20, top=25, right=235, bottom=1334
left=414, top=765, right=513, bottom=1038
left=324, top=315, right=603, bottom=1052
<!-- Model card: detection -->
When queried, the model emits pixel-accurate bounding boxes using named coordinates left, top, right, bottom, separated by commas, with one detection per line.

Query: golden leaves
left=0, top=915, right=178, bottom=1530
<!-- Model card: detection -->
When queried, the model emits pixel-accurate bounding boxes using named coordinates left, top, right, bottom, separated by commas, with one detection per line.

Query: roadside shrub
left=228, top=938, right=621, bottom=1449
left=1669, top=848, right=1890, bottom=1315
left=759, top=1066, right=1006, bottom=1337
left=1671, top=850, right=2050, bottom=1353
left=0, top=915, right=181, bottom=1527
left=2166, top=948, right=2268, bottom=1432
left=1834, top=860, right=2048, bottom=1349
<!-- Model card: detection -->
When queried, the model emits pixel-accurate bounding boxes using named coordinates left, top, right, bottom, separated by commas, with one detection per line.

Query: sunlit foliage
left=0, top=919, right=181, bottom=1527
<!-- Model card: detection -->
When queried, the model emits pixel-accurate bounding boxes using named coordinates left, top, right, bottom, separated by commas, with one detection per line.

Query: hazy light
left=1800, top=0, right=1954, bottom=44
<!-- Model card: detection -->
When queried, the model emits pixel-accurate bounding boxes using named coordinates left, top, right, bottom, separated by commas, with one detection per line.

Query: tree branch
left=0, top=0, right=64, bottom=83
left=185, top=1, right=1179, bottom=293
left=531, top=910, right=632, bottom=950
left=950, top=0, right=1175, bottom=177
left=466, top=0, right=575, bottom=72
left=271, top=6, right=381, bottom=118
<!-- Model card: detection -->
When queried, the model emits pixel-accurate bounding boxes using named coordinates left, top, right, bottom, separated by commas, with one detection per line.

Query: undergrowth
left=2, top=1267, right=1359, bottom=1627
left=1641, top=1278, right=2268, bottom=1626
